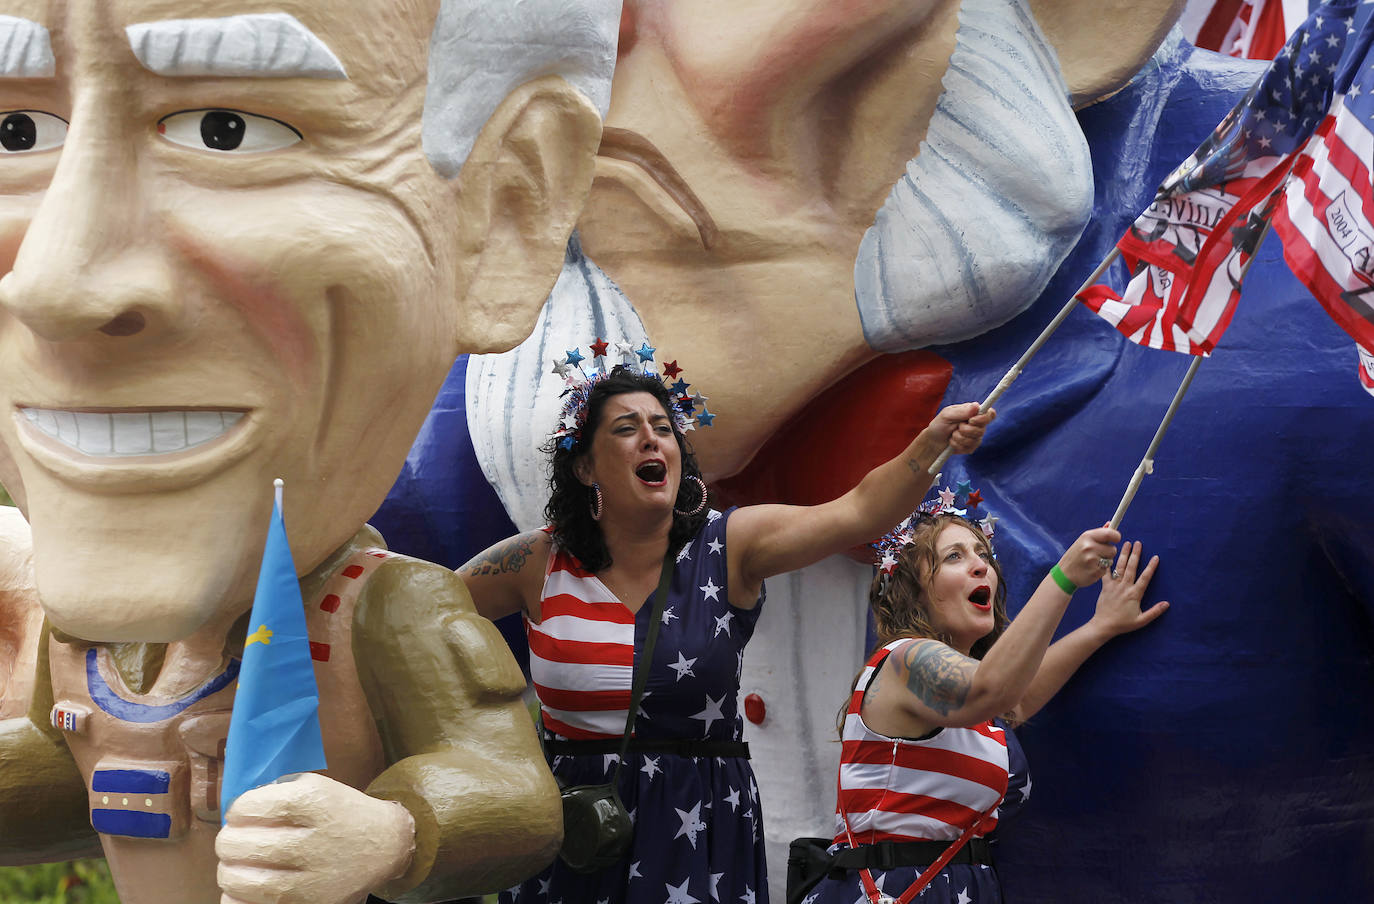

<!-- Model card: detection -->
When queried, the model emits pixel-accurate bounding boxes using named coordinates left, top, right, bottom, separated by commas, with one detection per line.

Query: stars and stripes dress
left=803, top=640, right=1030, bottom=904
left=501, top=508, right=768, bottom=904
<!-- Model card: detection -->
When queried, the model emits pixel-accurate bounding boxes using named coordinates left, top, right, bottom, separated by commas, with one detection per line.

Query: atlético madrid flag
left=1273, top=11, right=1374, bottom=369
left=1078, top=0, right=1357, bottom=355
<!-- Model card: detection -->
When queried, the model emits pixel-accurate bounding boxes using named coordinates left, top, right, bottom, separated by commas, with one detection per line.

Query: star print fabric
left=505, top=508, right=768, bottom=904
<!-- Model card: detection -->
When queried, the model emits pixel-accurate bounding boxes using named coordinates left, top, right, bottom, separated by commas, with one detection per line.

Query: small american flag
left=1273, top=10, right=1374, bottom=358
left=1079, top=0, right=1358, bottom=355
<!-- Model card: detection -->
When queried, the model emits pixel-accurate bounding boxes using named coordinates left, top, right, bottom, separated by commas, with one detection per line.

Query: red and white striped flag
left=1079, top=0, right=1357, bottom=355
left=1273, top=20, right=1374, bottom=356
left=1359, top=343, right=1374, bottom=396
left=1184, top=0, right=1310, bottom=60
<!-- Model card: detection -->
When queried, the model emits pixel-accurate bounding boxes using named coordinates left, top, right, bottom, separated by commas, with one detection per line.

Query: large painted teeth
left=20, top=409, right=245, bottom=456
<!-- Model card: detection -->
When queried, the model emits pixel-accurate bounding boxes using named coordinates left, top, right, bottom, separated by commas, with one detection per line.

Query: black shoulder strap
left=610, top=548, right=676, bottom=788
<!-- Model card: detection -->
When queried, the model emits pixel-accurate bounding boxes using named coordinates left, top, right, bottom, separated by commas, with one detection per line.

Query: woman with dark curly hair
left=459, top=362, right=994, bottom=904
left=792, top=509, right=1168, bottom=904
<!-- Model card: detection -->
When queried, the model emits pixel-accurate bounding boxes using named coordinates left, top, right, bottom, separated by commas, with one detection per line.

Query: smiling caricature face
left=0, top=0, right=492, bottom=641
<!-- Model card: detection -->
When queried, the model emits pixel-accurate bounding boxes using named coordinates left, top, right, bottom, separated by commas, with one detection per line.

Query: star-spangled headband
left=550, top=337, right=716, bottom=450
left=873, top=480, right=997, bottom=599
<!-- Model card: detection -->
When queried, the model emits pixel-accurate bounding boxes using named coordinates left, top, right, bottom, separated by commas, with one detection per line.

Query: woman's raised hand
left=915, top=403, right=997, bottom=462
left=1057, top=526, right=1121, bottom=588
left=1091, top=540, right=1170, bottom=637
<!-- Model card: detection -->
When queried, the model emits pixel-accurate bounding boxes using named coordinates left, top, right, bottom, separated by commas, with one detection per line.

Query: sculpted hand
left=1091, top=540, right=1169, bottom=637
left=917, top=402, right=997, bottom=461
left=1058, top=526, right=1121, bottom=588
left=217, top=772, right=415, bottom=904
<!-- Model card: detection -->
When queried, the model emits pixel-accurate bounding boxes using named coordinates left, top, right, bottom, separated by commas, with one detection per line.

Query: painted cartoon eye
left=157, top=109, right=301, bottom=153
left=0, top=110, right=68, bottom=153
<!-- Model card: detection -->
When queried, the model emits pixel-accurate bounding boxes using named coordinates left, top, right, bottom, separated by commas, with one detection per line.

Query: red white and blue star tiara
left=873, top=480, right=997, bottom=596
left=550, top=337, right=716, bottom=450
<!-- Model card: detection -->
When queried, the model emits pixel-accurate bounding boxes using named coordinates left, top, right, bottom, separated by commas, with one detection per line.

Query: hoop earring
left=589, top=483, right=604, bottom=522
left=674, top=475, right=708, bottom=517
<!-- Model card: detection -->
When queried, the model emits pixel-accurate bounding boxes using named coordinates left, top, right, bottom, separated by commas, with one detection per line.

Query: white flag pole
left=1107, top=355, right=1202, bottom=530
left=274, top=477, right=284, bottom=512
left=1106, top=216, right=1276, bottom=529
left=928, top=247, right=1122, bottom=475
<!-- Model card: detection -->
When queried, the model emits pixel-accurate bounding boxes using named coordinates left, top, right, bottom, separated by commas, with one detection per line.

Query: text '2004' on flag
left=1273, top=8, right=1374, bottom=394
left=1078, top=0, right=1360, bottom=355
left=219, top=483, right=328, bottom=822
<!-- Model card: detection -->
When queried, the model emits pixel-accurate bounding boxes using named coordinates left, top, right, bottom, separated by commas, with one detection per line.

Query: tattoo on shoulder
left=901, top=641, right=972, bottom=715
left=460, top=535, right=537, bottom=577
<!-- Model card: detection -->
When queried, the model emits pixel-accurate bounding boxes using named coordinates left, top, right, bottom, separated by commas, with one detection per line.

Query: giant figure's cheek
left=167, top=230, right=316, bottom=392
left=713, top=349, right=952, bottom=560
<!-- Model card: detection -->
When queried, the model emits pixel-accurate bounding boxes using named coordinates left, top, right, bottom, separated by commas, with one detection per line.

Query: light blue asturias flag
left=220, top=483, right=327, bottom=822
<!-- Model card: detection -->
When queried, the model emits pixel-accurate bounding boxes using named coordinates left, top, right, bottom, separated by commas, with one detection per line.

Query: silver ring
left=1097, top=557, right=1111, bottom=570
left=1111, top=570, right=1120, bottom=580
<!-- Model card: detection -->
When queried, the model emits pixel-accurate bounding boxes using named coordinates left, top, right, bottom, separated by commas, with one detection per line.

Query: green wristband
left=1049, top=564, right=1077, bottom=594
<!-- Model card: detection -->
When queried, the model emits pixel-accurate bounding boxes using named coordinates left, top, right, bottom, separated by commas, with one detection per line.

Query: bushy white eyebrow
left=0, top=16, right=55, bottom=78
left=126, top=13, right=347, bottom=79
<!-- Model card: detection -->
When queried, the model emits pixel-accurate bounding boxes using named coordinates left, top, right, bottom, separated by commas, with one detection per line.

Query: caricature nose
left=0, top=109, right=175, bottom=341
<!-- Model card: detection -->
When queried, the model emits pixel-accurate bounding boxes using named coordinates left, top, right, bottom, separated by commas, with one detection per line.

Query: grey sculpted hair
left=423, top=0, right=621, bottom=178
left=126, top=13, right=349, bottom=78
left=0, top=15, right=55, bottom=77
left=855, top=0, right=1094, bottom=352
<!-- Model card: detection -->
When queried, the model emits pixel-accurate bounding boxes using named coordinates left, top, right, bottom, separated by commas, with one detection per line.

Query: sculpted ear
left=451, top=75, right=603, bottom=353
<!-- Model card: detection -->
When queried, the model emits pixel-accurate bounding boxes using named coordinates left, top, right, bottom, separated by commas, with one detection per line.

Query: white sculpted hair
left=423, top=0, right=621, bottom=178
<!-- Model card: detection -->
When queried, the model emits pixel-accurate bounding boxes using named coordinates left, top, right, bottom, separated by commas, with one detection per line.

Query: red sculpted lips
left=635, top=459, right=667, bottom=485
left=969, top=585, right=992, bottom=611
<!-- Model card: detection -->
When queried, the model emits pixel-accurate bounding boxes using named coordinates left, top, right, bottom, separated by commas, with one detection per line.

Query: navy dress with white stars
left=502, top=507, right=769, bottom=904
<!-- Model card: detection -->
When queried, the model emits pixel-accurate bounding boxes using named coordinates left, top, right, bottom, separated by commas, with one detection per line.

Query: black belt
left=829, top=837, right=995, bottom=871
left=544, top=738, right=750, bottom=759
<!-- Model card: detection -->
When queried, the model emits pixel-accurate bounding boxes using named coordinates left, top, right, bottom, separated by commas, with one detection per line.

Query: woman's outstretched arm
left=872, top=528, right=1121, bottom=732
left=725, top=402, right=993, bottom=606
left=1006, top=540, right=1169, bottom=726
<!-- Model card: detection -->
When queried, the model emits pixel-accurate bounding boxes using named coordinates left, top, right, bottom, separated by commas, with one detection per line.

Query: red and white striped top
left=834, top=639, right=1010, bottom=845
left=526, top=543, right=636, bottom=739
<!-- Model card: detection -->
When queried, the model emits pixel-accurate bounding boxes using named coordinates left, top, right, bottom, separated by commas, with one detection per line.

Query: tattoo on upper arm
left=901, top=641, right=973, bottom=715
left=460, top=535, right=536, bottom=577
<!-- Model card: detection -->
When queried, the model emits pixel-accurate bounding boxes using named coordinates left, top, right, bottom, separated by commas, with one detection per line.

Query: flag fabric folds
left=220, top=496, right=328, bottom=822
left=1273, top=14, right=1374, bottom=354
left=1186, top=0, right=1310, bottom=61
left=1079, top=0, right=1358, bottom=355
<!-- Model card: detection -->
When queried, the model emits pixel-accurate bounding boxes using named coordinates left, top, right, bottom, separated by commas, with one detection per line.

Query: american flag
left=1079, top=0, right=1358, bottom=355
left=1273, top=10, right=1374, bottom=363
left=1360, top=343, right=1374, bottom=396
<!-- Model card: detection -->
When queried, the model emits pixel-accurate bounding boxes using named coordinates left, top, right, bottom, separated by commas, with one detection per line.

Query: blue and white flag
left=220, top=487, right=327, bottom=821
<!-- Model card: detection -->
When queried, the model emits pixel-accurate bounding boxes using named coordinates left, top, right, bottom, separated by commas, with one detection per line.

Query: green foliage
left=0, top=860, right=119, bottom=903
left=0, top=484, right=10, bottom=506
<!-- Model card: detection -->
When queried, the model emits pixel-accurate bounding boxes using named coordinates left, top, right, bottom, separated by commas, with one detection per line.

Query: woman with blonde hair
left=792, top=502, right=1168, bottom=904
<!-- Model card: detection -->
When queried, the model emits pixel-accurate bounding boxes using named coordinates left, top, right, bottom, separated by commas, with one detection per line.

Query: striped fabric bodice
left=835, top=639, right=1010, bottom=845
left=527, top=544, right=636, bottom=739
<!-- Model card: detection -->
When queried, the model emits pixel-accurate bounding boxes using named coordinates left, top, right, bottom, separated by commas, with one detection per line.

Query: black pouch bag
left=786, top=837, right=837, bottom=904
left=553, top=552, right=674, bottom=874
left=557, top=782, right=634, bottom=873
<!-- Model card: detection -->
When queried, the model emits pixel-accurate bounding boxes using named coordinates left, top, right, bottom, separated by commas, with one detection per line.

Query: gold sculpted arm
left=353, top=558, right=561, bottom=902
left=0, top=622, right=101, bottom=865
